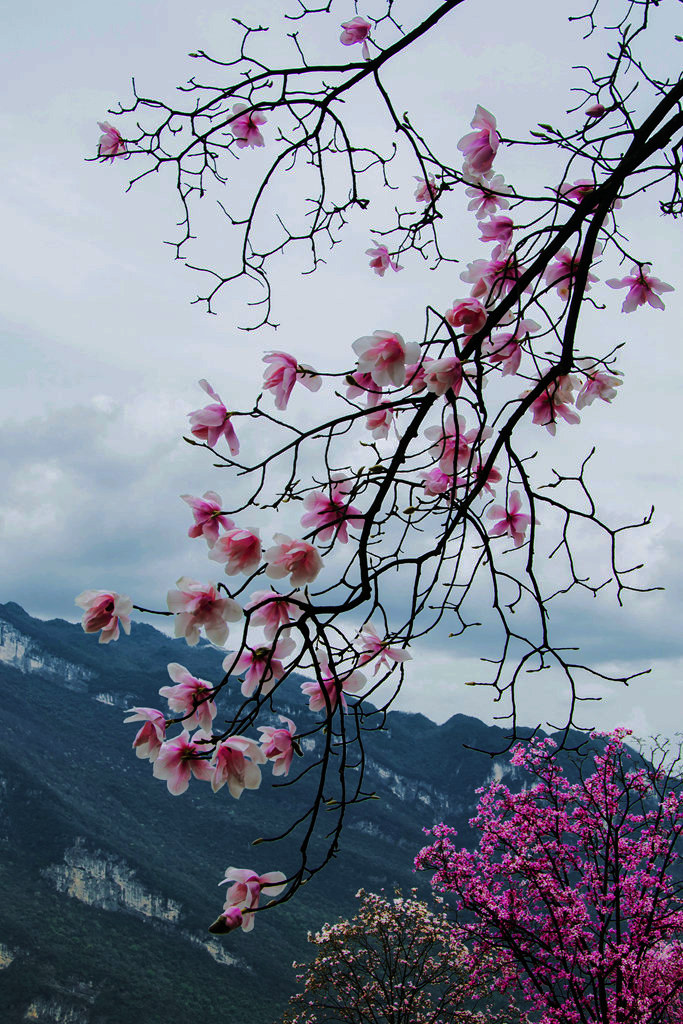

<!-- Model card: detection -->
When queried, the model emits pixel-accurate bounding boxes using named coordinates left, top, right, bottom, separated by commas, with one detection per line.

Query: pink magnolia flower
left=244, top=589, right=304, bottom=641
left=159, top=663, right=217, bottom=733
left=525, top=376, right=580, bottom=436
left=414, top=176, right=438, bottom=203
left=585, top=102, right=606, bottom=117
left=188, top=379, right=239, bottom=455
left=544, top=245, right=600, bottom=300
left=465, top=172, right=510, bottom=219
left=345, top=371, right=384, bottom=407
left=487, top=490, right=532, bottom=548
left=424, top=415, right=493, bottom=475
left=209, top=528, right=262, bottom=576
left=423, top=356, right=463, bottom=398
left=219, top=867, right=287, bottom=932
left=421, top=466, right=454, bottom=496
left=262, top=351, right=321, bottom=411
left=482, top=318, right=539, bottom=377
left=152, top=731, right=214, bottom=795
left=606, top=264, right=674, bottom=313
left=223, top=635, right=296, bottom=698
left=575, top=360, right=623, bottom=410
left=404, top=357, right=434, bottom=394
left=366, top=243, right=402, bottom=277
left=230, top=103, right=267, bottom=149
left=209, top=906, right=244, bottom=934
left=75, top=590, right=132, bottom=644
left=301, top=661, right=366, bottom=714
left=458, top=106, right=499, bottom=175
left=365, top=405, right=394, bottom=440
left=166, top=577, right=241, bottom=646
left=357, top=622, right=412, bottom=675
left=478, top=215, right=514, bottom=251
left=300, top=478, right=364, bottom=544
left=445, top=297, right=487, bottom=335
left=352, top=330, right=421, bottom=388
left=123, top=707, right=167, bottom=762
left=460, top=255, right=521, bottom=301
left=97, top=121, right=126, bottom=161
left=558, top=178, right=596, bottom=204
left=258, top=716, right=297, bottom=776
left=181, top=490, right=234, bottom=547
left=472, top=459, right=502, bottom=496
left=340, top=16, right=371, bottom=60
left=264, top=534, right=324, bottom=587
left=211, top=736, right=266, bottom=797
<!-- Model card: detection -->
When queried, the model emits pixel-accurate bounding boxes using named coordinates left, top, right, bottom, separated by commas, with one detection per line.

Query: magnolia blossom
left=366, top=244, right=402, bottom=277
left=473, top=459, right=503, bottom=496
left=188, top=379, right=239, bottom=455
left=264, top=534, right=323, bottom=587
left=123, top=708, right=166, bottom=762
left=424, top=415, right=493, bottom=475
left=558, top=178, right=596, bottom=203
left=414, top=175, right=438, bottom=203
left=166, top=577, right=241, bottom=646
left=352, top=330, right=421, bottom=388
left=219, top=867, right=287, bottom=932
left=606, top=264, right=674, bottom=313
left=458, top=105, right=499, bottom=175
left=258, top=716, right=297, bottom=776
left=460, top=255, right=521, bottom=300
left=445, top=297, right=487, bottom=335
left=423, top=356, right=463, bottom=397
left=585, top=102, right=606, bottom=117
left=262, top=351, right=321, bottom=411
left=404, top=357, right=434, bottom=394
left=482, top=318, right=539, bottom=377
left=97, top=121, right=126, bottom=160
left=209, top=906, right=244, bottom=934
left=421, top=466, right=454, bottom=496
left=209, top=528, right=261, bottom=576
left=525, top=376, right=580, bottom=436
left=357, top=622, right=412, bottom=675
left=575, top=361, right=623, bottom=409
left=301, top=661, right=366, bottom=713
left=340, top=16, right=371, bottom=60
left=75, top=590, right=132, bottom=644
left=365, top=405, right=394, bottom=440
left=152, top=731, right=213, bottom=795
left=345, top=371, right=384, bottom=407
left=230, top=103, right=267, bottom=148
left=544, top=245, right=600, bottom=300
left=223, top=635, right=296, bottom=698
left=478, top=215, right=513, bottom=251
left=465, top=172, right=510, bottom=219
left=301, top=478, right=364, bottom=544
left=159, top=663, right=217, bottom=732
left=181, top=490, right=233, bottom=546
left=211, top=736, right=266, bottom=797
left=244, top=590, right=304, bottom=641
left=487, top=490, right=532, bottom=548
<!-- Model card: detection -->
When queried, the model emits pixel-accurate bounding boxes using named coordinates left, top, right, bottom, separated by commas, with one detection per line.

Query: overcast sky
left=2, top=0, right=682, bottom=741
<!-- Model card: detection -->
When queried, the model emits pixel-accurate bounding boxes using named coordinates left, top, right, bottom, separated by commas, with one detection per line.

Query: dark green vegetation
left=0, top=602, right=560, bottom=1023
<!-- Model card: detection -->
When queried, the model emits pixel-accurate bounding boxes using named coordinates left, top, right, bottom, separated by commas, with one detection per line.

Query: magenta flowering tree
left=82, top=0, right=683, bottom=930
left=283, top=888, right=520, bottom=1024
left=416, top=730, right=683, bottom=1024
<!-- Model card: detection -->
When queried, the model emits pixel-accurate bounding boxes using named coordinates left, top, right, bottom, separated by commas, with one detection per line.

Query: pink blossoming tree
left=84, top=0, right=682, bottom=930
left=416, top=730, right=683, bottom=1024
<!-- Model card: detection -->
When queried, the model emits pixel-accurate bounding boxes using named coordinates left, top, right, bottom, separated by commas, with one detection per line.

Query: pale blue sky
left=2, top=0, right=682, bottom=739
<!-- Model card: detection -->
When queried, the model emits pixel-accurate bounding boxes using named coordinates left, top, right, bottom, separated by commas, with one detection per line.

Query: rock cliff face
left=0, top=621, right=96, bottom=691
left=42, top=839, right=181, bottom=923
